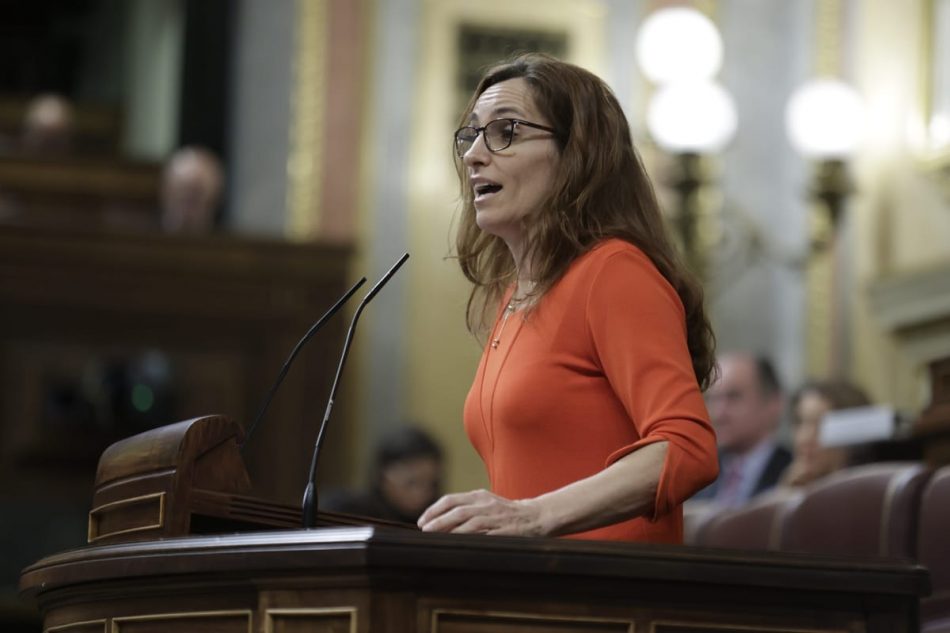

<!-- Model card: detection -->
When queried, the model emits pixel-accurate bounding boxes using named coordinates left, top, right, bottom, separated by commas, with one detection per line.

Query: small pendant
left=490, top=338, right=500, bottom=349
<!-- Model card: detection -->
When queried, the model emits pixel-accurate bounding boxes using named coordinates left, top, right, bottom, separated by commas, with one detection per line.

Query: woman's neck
left=503, top=235, right=540, bottom=304
left=506, top=246, right=535, bottom=297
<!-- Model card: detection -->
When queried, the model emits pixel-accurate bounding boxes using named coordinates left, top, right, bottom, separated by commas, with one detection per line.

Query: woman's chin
left=474, top=212, right=503, bottom=236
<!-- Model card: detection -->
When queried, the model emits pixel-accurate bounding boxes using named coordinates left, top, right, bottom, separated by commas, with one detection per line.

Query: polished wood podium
left=20, top=525, right=928, bottom=632
left=18, top=415, right=931, bottom=632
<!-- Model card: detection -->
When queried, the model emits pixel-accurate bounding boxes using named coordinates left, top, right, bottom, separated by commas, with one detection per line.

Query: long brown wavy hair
left=454, top=53, right=716, bottom=389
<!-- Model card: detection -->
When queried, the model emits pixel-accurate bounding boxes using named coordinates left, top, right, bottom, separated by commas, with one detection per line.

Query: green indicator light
left=131, top=384, right=155, bottom=413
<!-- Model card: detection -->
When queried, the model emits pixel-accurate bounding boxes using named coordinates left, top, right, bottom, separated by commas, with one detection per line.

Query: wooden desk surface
left=21, top=526, right=929, bottom=633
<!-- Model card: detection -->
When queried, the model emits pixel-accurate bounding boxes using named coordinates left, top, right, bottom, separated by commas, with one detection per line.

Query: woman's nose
left=462, top=132, right=490, bottom=166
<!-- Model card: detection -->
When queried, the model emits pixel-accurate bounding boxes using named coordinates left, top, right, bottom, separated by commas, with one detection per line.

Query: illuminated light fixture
left=785, top=78, right=866, bottom=159
left=784, top=78, right=866, bottom=376
left=928, top=113, right=950, bottom=149
left=636, top=7, right=735, bottom=280
left=646, top=80, right=738, bottom=153
left=636, top=7, right=723, bottom=83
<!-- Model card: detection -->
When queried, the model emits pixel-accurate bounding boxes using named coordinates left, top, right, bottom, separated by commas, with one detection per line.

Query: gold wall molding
left=806, top=0, right=845, bottom=377
left=916, top=0, right=950, bottom=182
left=286, top=0, right=329, bottom=240
left=815, top=0, right=842, bottom=76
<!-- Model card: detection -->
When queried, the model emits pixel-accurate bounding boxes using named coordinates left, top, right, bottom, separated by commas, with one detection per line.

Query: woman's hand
left=417, top=489, right=547, bottom=536
left=418, top=442, right=671, bottom=538
left=780, top=459, right=812, bottom=487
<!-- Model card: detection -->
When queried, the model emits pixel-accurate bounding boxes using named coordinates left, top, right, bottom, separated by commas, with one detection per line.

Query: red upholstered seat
left=781, top=462, right=931, bottom=560
left=920, top=466, right=950, bottom=632
left=697, top=488, right=805, bottom=551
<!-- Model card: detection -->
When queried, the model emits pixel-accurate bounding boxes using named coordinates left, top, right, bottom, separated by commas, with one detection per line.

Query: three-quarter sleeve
left=585, top=247, right=719, bottom=520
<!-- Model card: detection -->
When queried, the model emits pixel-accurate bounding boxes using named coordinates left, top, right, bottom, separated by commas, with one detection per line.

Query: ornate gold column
left=286, top=0, right=329, bottom=240
left=805, top=0, right=844, bottom=377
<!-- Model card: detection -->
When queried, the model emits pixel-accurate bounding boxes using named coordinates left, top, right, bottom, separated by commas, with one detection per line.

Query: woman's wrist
left=528, top=490, right=579, bottom=537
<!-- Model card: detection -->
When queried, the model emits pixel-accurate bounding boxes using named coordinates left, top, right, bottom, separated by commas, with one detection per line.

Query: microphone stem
left=301, top=252, right=409, bottom=528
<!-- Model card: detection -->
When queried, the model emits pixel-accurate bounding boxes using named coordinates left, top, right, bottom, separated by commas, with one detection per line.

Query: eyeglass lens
left=455, top=119, right=515, bottom=157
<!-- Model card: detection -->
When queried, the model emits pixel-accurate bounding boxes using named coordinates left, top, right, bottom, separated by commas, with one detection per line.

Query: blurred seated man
left=21, top=93, right=75, bottom=155
left=160, top=146, right=223, bottom=233
left=693, top=353, right=792, bottom=508
left=322, top=426, right=444, bottom=525
left=781, top=379, right=871, bottom=488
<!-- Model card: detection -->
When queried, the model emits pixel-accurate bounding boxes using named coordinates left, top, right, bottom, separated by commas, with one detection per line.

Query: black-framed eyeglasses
left=454, top=118, right=558, bottom=158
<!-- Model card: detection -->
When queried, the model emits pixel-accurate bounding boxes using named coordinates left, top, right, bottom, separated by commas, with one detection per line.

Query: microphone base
left=302, top=482, right=318, bottom=529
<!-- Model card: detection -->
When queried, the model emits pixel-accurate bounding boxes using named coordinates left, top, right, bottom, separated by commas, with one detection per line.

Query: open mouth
left=474, top=184, right=502, bottom=199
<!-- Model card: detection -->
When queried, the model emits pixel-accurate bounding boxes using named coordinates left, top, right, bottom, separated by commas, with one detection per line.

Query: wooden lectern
left=86, top=415, right=391, bottom=545
left=19, top=417, right=930, bottom=632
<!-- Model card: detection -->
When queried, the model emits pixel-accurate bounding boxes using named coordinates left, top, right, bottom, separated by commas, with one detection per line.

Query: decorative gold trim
left=921, top=0, right=936, bottom=137
left=286, top=0, right=329, bottom=240
left=46, top=619, right=106, bottom=633
left=431, top=608, right=635, bottom=631
left=265, top=607, right=357, bottom=633
left=805, top=240, right=834, bottom=377
left=805, top=0, right=845, bottom=376
left=111, top=609, right=252, bottom=633
left=650, top=620, right=848, bottom=633
left=917, top=0, right=950, bottom=175
left=87, top=491, right=165, bottom=543
left=814, top=0, right=842, bottom=77
left=692, top=0, right=718, bottom=17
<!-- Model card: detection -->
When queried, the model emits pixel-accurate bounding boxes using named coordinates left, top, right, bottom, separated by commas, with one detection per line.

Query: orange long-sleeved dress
left=463, top=239, right=718, bottom=542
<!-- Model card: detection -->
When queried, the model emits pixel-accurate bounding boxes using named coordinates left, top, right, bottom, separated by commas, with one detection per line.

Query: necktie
left=717, top=455, right=746, bottom=507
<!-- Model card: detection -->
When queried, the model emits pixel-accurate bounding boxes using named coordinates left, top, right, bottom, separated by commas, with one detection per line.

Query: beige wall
left=851, top=0, right=950, bottom=413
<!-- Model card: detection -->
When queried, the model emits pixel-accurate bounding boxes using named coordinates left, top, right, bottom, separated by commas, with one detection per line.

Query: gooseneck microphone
left=302, top=252, right=410, bottom=528
left=241, top=276, right=368, bottom=451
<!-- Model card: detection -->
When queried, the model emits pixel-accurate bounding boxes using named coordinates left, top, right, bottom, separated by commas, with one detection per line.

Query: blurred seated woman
left=323, top=426, right=443, bottom=525
left=781, top=380, right=871, bottom=488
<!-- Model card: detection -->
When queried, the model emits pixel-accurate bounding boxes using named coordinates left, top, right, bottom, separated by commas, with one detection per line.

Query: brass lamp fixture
left=785, top=77, right=866, bottom=375
left=785, top=78, right=865, bottom=248
left=636, top=7, right=737, bottom=280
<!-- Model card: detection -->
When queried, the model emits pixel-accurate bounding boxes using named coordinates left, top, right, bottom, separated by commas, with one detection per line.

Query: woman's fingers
left=418, top=490, right=543, bottom=536
left=418, top=490, right=490, bottom=531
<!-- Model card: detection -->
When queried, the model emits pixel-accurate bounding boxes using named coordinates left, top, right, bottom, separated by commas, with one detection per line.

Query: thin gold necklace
left=490, top=297, right=525, bottom=349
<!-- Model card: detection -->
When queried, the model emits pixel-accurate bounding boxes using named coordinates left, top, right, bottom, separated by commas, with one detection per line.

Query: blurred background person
left=159, top=145, right=224, bottom=234
left=694, top=353, right=791, bottom=508
left=781, top=379, right=871, bottom=488
left=322, top=426, right=444, bottom=525
left=20, top=93, right=75, bottom=155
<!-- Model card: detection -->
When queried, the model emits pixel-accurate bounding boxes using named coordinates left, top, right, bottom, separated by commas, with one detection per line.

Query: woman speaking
left=418, top=53, right=719, bottom=543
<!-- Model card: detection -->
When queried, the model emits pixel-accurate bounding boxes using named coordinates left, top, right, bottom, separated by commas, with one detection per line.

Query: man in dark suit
left=693, top=353, right=792, bottom=507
